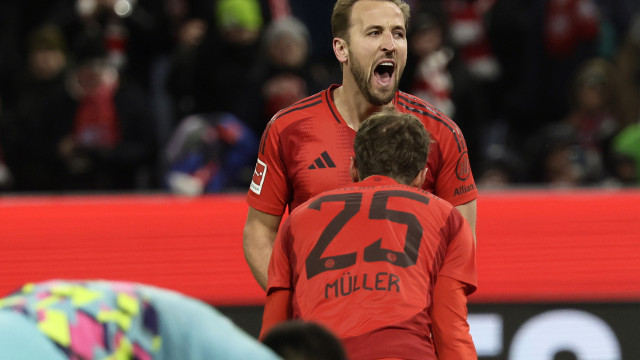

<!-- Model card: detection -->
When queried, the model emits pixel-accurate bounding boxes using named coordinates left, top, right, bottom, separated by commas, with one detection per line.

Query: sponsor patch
left=455, top=151, right=471, bottom=181
left=454, top=183, right=476, bottom=197
left=250, top=159, right=267, bottom=195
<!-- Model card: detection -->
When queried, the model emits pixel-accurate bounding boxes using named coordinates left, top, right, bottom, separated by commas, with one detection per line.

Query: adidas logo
left=308, top=151, right=336, bottom=169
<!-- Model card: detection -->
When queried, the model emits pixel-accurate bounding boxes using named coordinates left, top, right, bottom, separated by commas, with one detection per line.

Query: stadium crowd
left=1, top=0, right=639, bottom=194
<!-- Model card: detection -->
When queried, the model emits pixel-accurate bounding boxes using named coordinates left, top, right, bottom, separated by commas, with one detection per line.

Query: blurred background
left=1, top=0, right=640, bottom=194
left=1, top=1, right=639, bottom=359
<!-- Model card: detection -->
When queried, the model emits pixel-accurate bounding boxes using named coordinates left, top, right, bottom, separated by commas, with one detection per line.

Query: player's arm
left=455, top=199, right=477, bottom=243
left=259, top=288, right=292, bottom=340
left=260, top=216, right=294, bottom=340
left=431, top=275, right=477, bottom=360
left=431, top=116, right=478, bottom=241
left=432, top=207, right=477, bottom=359
left=243, top=207, right=283, bottom=290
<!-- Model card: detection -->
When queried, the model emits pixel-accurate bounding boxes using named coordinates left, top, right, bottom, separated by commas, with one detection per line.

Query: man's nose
left=380, top=31, right=396, bottom=52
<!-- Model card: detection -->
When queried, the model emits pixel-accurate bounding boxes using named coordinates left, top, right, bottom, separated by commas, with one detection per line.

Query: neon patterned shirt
left=0, top=280, right=280, bottom=360
left=0, top=280, right=161, bottom=360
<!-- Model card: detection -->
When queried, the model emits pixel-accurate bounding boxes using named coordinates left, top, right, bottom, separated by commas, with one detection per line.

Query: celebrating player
left=244, top=0, right=478, bottom=289
left=260, top=109, right=477, bottom=360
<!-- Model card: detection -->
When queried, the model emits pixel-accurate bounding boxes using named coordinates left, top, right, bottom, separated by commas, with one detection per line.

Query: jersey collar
left=357, top=175, right=403, bottom=187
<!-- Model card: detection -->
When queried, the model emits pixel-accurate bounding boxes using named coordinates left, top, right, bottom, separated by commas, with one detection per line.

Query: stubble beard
left=349, top=52, right=398, bottom=106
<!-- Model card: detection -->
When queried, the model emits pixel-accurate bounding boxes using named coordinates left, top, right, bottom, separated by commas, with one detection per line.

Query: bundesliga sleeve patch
left=250, top=158, right=267, bottom=195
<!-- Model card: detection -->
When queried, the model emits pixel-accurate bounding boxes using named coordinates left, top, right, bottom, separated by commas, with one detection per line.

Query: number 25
left=305, top=190, right=429, bottom=279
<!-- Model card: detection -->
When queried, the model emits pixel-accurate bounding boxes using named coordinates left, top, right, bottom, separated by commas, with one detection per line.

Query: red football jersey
left=267, top=176, right=477, bottom=360
left=247, top=85, right=478, bottom=215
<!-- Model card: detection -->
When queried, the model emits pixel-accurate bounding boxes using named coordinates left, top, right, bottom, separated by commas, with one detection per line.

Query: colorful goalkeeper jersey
left=0, top=280, right=280, bottom=360
left=247, top=84, right=477, bottom=215
left=267, top=176, right=477, bottom=360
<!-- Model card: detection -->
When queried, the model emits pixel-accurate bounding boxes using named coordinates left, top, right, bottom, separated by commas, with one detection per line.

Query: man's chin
left=367, top=88, right=396, bottom=106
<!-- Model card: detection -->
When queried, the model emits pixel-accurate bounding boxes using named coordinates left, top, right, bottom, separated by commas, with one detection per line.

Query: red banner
left=1, top=189, right=639, bottom=305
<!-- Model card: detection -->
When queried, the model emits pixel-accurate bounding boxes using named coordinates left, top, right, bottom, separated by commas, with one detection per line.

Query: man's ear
left=409, top=167, right=428, bottom=188
left=333, top=38, right=348, bottom=64
left=350, top=157, right=360, bottom=182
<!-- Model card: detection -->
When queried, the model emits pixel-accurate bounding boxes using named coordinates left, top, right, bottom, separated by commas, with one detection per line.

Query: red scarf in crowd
left=73, top=83, right=120, bottom=149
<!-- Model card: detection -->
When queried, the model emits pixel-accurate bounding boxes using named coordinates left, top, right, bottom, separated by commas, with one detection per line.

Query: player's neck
left=333, top=82, right=385, bottom=131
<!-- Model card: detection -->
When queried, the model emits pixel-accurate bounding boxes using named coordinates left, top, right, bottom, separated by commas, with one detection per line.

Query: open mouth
left=374, top=61, right=395, bottom=86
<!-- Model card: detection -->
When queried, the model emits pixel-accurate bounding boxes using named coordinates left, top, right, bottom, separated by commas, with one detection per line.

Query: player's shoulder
left=405, top=184, right=453, bottom=206
left=395, top=90, right=463, bottom=135
left=392, top=184, right=458, bottom=221
left=395, top=90, right=451, bottom=121
left=268, top=89, right=328, bottom=129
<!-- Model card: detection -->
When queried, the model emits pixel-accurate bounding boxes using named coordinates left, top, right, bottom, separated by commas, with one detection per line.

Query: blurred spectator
left=216, top=0, right=264, bottom=46
left=51, top=0, right=169, bottom=90
left=164, top=13, right=209, bottom=121
left=444, top=0, right=500, bottom=82
left=402, top=12, right=456, bottom=117
left=167, top=0, right=264, bottom=126
left=400, top=10, right=487, bottom=174
left=287, top=1, right=342, bottom=78
left=438, top=0, right=506, bottom=174
left=140, top=0, right=218, bottom=182
left=525, top=57, right=622, bottom=186
left=15, top=39, right=157, bottom=192
left=2, top=24, right=70, bottom=191
left=543, top=0, right=600, bottom=58
left=249, top=16, right=325, bottom=134
left=23, top=24, right=69, bottom=83
left=506, top=0, right=603, bottom=141
left=0, top=0, right=69, bottom=111
left=164, top=112, right=258, bottom=196
left=611, top=123, right=640, bottom=185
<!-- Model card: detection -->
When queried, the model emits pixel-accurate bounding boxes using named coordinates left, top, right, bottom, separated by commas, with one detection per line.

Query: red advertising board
left=1, top=189, right=639, bottom=305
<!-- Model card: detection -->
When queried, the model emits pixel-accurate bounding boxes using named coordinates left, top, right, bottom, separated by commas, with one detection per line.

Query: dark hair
left=354, top=108, right=430, bottom=184
left=261, top=321, right=348, bottom=360
left=332, top=0, right=410, bottom=42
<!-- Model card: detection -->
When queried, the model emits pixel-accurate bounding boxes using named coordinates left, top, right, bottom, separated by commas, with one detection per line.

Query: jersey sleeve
left=433, top=124, right=478, bottom=207
left=267, top=216, right=294, bottom=293
left=260, top=288, right=292, bottom=340
left=438, top=208, right=477, bottom=294
left=431, top=275, right=477, bottom=360
left=246, top=118, right=290, bottom=216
